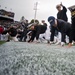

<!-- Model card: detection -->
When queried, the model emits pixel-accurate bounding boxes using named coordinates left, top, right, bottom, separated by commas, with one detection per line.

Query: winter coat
left=29, top=25, right=47, bottom=41
left=50, top=19, right=72, bottom=43
left=57, top=6, right=68, bottom=22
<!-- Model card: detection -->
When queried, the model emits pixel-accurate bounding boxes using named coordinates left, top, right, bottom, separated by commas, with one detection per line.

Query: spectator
left=3, top=26, right=18, bottom=41
left=0, top=25, right=4, bottom=40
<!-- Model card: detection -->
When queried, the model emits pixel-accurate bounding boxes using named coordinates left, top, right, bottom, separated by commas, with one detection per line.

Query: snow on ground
left=0, top=42, right=75, bottom=75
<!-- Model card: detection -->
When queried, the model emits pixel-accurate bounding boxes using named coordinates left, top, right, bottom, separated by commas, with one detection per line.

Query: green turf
left=0, top=41, right=6, bottom=45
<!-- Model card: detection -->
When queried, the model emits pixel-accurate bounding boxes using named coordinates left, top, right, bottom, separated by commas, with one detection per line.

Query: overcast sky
left=0, top=0, right=75, bottom=23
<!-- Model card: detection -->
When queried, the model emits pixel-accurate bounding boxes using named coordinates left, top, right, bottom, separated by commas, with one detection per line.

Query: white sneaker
left=50, top=41, right=55, bottom=44
left=61, top=42, right=65, bottom=46
left=55, top=41, right=61, bottom=45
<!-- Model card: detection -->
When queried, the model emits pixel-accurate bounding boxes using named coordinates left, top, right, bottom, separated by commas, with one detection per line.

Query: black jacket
left=71, top=17, right=75, bottom=41
left=3, top=27, right=17, bottom=37
left=69, top=6, right=75, bottom=41
left=57, top=6, right=68, bottom=22
left=29, top=25, right=47, bottom=41
left=50, top=19, right=72, bottom=43
left=8, top=27, right=17, bottom=37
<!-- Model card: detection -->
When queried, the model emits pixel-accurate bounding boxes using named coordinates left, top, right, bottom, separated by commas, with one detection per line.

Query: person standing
left=56, top=3, right=68, bottom=44
left=56, top=2, right=68, bottom=22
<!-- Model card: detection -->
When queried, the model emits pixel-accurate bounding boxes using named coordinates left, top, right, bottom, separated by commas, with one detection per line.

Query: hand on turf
left=67, top=43, right=72, bottom=48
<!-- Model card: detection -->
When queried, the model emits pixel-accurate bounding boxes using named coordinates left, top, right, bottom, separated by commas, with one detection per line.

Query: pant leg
left=39, top=33, right=45, bottom=42
left=20, top=32, right=24, bottom=41
left=45, top=29, right=50, bottom=41
left=66, top=35, right=69, bottom=43
left=58, top=32, right=61, bottom=42
left=0, top=34, right=1, bottom=40
left=24, top=30, right=28, bottom=41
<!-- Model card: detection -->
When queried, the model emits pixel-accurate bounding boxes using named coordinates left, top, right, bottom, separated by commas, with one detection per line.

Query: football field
left=0, top=42, right=75, bottom=75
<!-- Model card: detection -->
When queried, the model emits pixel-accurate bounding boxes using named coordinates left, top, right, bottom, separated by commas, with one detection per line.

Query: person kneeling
left=48, top=16, right=72, bottom=47
left=28, top=24, right=47, bottom=43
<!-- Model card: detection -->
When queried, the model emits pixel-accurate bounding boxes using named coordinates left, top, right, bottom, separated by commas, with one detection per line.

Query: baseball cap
left=48, top=16, right=55, bottom=26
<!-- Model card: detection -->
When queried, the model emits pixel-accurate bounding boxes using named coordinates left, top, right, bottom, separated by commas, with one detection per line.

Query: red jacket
left=0, top=26, right=4, bottom=34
